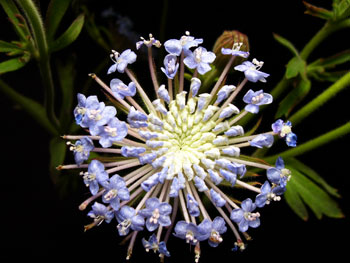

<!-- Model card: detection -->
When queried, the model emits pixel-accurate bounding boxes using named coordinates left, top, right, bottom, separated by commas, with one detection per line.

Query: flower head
left=61, top=31, right=295, bottom=261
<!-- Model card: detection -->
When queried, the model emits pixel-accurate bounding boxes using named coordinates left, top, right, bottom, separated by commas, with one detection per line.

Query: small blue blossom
left=110, top=78, right=136, bottom=99
left=127, top=106, right=148, bottom=128
left=243, top=89, right=273, bottom=114
left=139, top=197, right=172, bottom=231
left=230, top=198, right=260, bottom=232
left=249, top=134, right=274, bottom=148
left=164, top=32, right=203, bottom=56
left=95, top=118, right=128, bottom=148
left=184, top=47, right=216, bottom=75
left=142, top=234, right=171, bottom=257
left=169, top=174, right=186, bottom=197
left=141, top=173, right=160, bottom=192
left=102, top=174, right=130, bottom=210
left=221, top=42, right=249, bottom=58
left=255, top=181, right=282, bottom=208
left=194, top=176, right=208, bottom=192
left=234, top=60, right=269, bottom=82
left=73, top=93, right=98, bottom=126
left=116, top=205, right=145, bottom=235
left=227, top=162, right=247, bottom=178
left=87, top=202, right=114, bottom=224
left=266, top=157, right=291, bottom=193
left=161, top=54, right=179, bottom=79
left=219, top=169, right=237, bottom=186
left=187, top=194, right=200, bottom=217
left=136, top=34, right=161, bottom=49
left=83, top=160, right=109, bottom=195
left=121, top=146, right=146, bottom=157
left=215, top=85, right=236, bottom=104
left=71, top=136, right=94, bottom=165
left=173, top=220, right=200, bottom=245
left=224, top=125, right=244, bottom=137
left=208, top=169, right=223, bottom=185
left=190, top=77, right=201, bottom=97
left=197, top=217, right=227, bottom=247
left=272, top=119, right=297, bottom=147
left=108, top=49, right=137, bottom=74
left=157, top=85, right=171, bottom=104
left=210, top=188, right=226, bottom=207
left=139, top=152, right=157, bottom=165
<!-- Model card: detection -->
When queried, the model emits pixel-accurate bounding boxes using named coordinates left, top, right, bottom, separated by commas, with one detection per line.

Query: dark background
left=1, top=0, right=349, bottom=262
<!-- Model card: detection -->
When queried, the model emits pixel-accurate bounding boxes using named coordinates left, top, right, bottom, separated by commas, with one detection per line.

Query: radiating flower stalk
left=59, top=31, right=298, bottom=261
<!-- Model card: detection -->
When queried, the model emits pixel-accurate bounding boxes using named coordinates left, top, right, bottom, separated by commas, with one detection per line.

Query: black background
left=1, top=0, right=349, bottom=262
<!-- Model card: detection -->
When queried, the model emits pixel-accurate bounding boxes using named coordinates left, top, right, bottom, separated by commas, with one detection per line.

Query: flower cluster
left=60, top=31, right=297, bottom=261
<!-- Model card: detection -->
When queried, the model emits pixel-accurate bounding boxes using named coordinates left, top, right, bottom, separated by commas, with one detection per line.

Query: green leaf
left=0, top=79, right=57, bottom=135
left=333, top=0, right=350, bottom=20
left=0, top=56, right=28, bottom=73
left=0, top=0, right=28, bottom=41
left=303, top=1, right=334, bottom=20
left=287, top=158, right=340, bottom=198
left=308, top=50, right=350, bottom=72
left=275, top=76, right=311, bottom=118
left=49, top=14, right=85, bottom=53
left=286, top=166, right=344, bottom=219
left=273, top=33, right=299, bottom=57
left=309, top=70, right=349, bottom=82
left=49, top=137, right=68, bottom=185
left=285, top=57, right=306, bottom=79
left=45, top=0, right=72, bottom=40
left=0, top=40, right=24, bottom=52
left=284, top=177, right=309, bottom=220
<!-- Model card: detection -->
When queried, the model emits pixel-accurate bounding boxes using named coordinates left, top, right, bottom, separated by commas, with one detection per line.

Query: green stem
left=289, top=72, right=350, bottom=126
left=300, top=19, right=350, bottom=61
left=265, top=122, right=350, bottom=162
left=17, top=0, right=59, bottom=130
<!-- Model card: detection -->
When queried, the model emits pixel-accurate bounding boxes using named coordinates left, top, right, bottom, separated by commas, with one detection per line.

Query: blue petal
left=241, top=198, right=255, bottom=212
left=145, top=197, right=160, bottom=209
left=212, top=216, right=227, bottom=234
left=245, top=104, right=260, bottom=114
left=146, top=218, right=159, bottom=232
left=267, top=167, right=282, bottom=184
left=164, top=39, right=182, bottom=56
left=275, top=156, right=285, bottom=169
left=107, top=63, right=117, bottom=74
left=230, top=208, right=244, bottom=223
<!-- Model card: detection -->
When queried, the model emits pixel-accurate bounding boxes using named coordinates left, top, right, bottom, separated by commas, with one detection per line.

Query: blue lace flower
left=116, top=205, right=145, bottom=236
left=230, top=198, right=260, bottom=232
left=87, top=202, right=114, bottom=224
left=266, top=157, right=291, bottom=193
left=110, top=78, right=136, bottom=99
left=139, top=197, right=172, bottom=231
left=108, top=49, right=137, bottom=74
left=250, top=134, right=274, bottom=148
left=164, top=32, right=203, bottom=56
left=83, top=160, right=109, bottom=195
left=234, top=59, right=269, bottom=82
left=243, top=89, right=273, bottom=113
left=272, top=119, right=297, bottom=147
left=255, top=181, right=282, bottom=208
left=94, top=118, right=128, bottom=148
left=197, top=217, right=227, bottom=247
left=173, top=221, right=200, bottom=245
left=102, top=174, right=130, bottom=210
left=161, top=54, right=179, bottom=79
left=184, top=47, right=216, bottom=75
left=142, top=234, right=171, bottom=257
left=70, top=136, right=94, bottom=165
left=221, top=42, right=249, bottom=58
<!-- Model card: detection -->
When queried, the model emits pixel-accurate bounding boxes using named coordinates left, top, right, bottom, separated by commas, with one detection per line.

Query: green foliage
left=285, top=159, right=343, bottom=220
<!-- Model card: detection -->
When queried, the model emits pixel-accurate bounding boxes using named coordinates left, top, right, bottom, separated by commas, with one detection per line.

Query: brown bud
left=212, top=30, right=250, bottom=72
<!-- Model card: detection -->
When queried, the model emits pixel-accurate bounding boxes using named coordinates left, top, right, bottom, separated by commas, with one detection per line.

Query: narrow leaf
left=0, top=79, right=57, bottom=135
left=308, top=49, right=350, bottom=70
left=275, top=76, right=311, bottom=118
left=288, top=158, right=340, bottom=198
left=273, top=33, right=299, bottom=57
left=333, top=0, right=350, bottom=20
left=284, top=177, right=309, bottom=220
left=0, top=56, right=28, bottom=73
left=288, top=167, right=344, bottom=219
left=49, top=14, right=85, bottom=53
left=0, top=40, right=24, bottom=52
left=50, top=137, right=67, bottom=169
left=303, top=1, right=334, bottom=20
left=45, top=0, right=72, bottom=40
